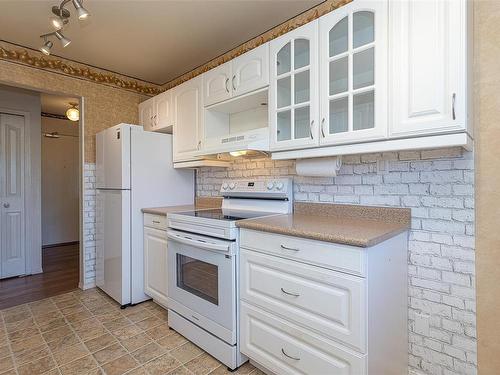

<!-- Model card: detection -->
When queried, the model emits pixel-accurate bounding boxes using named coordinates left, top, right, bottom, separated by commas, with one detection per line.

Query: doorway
left=0, top=84, right=82, bottom=309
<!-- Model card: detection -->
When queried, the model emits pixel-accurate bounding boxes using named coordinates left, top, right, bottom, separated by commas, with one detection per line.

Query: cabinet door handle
left=3, top=203, right=10, bottom=208
left=280, top=287, right=300, bottom=297
left=225, top=78, right=229, bottom=93
left=232, top=75, right=236, bottom=91
left=452, top=93, right=456, bottom=120
left=197, top=141, right=202, bottom=150
left=152, top=220, right=161, bottom=224
left=321, top=118, right=326, bottom=138
left=281, top=348, right=300, bottom=361
left=309, top=120, right=314, bottom=139
left=280, top=244, right=300, bottom=252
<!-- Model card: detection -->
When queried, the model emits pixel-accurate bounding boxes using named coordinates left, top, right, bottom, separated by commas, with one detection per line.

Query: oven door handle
left=167, top=231, right=231, bottom=253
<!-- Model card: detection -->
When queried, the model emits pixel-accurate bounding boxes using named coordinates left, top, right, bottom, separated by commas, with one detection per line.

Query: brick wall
left=196, top=147, right=476, bottom=375
left=83, top=163, right=96, bottom=289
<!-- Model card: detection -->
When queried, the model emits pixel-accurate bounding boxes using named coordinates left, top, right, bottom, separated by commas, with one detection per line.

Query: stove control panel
left=220, top=178, right=292, bottom=197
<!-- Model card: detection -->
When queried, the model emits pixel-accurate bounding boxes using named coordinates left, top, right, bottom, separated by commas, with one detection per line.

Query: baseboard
left=78, top=281, right=96, bottom=290
left=42, top=241, right=79, bottom=249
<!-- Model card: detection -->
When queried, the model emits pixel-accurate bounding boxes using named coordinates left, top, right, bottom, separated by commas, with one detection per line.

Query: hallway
left=0, top=244, right=79, bottom=310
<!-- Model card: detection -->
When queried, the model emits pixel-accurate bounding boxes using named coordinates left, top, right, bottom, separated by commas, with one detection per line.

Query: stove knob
left=266, top=181, right=274, bottom=190
left=276, top=182, right=284, bottom=191
left=229, top=182, right=236, bottom=190
left=222, top=183, right=229, bottom=190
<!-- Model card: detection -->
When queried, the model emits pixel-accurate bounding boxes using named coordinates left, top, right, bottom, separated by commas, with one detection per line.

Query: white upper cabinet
left=319, top=1, right=387, bottom=146
left=139, top=97, right=154, bottom=131
left=232, top=44, right=269, bottom=97
left=269, top=21, right=319, bottom=151
left=204, top=62, right=232, bottom=107
left=154, top=89, right=173, bottom=131
left=204, top=44, right=269, bottom=107
left=389, top=0, right=470, bottom=138
left=173, top=76, right=203, bottom=162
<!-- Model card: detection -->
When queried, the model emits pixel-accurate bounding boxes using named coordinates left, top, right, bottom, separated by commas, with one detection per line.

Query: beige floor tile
left=60, top=303, right=88, bottom=316
left=93, top=343, right=128, bottom=365
left=143, top=353, right=182, bottom=375
left=64, top=310, right=93, bottom=324
left=10, top=334, right=45, bottom=354
left=94, top=311, right=121, bottom=323
left=12, top=344, right=51, bottom=366
left=29, top=301, right=57, bottom=316
left=84, top=333, right=118, bottom=353
left=124, top=309, right=153, bottom=323
left=38, top=317, right=67, bottom=333
left=110, top=324, right=143, bottom=341
left=0, top=370, right=16, bottom=375
left=33, top=311, right=62, bottom=325
left=52, top=342, right=90, bottom=366
left=0, top=355, right=14, bottom=371
left=72, top=319, right=107, bottom=341
left=54, top=298, right=80, bottom=310
left=5, top=317, right=35, bottom=334
left=144, top=323, right=171, bottom=341
left=119, top=332, right=152, bottom=352
left=208, top=362, right=255, bottom=375
left=42, top=325, right=73, bottom=343
left=156, top=332, right=187, bottom=351
left=0, top=344, right=9, bottom=358
left=130, top=342, right=166, bottom=364
left=46, top=333, right=80, bottom=352
left=102, top=317, right=132, bottom=332
left=59, top=355, right=98, bottom=375
left=166, top=366, right=193, bottom=375
left=101, top=354, right=138, bottom=375
left=16, top=355, right=56, bottom=375
left=125, top=367, right=148, bottom=375
left=184, top=353, right=221, bottom=375
left=170, top=342, right=203, bottom=365
left=8, top=326, right=40, bottom=342
left=135, top=316, right=162, bottom=331
left=2, top=310, right=32, bottom=324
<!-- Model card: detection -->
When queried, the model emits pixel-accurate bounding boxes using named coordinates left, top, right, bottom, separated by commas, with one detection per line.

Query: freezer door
left=96, top=189, right=131, bottom=305
left=96, top=124, right=131, bottom=189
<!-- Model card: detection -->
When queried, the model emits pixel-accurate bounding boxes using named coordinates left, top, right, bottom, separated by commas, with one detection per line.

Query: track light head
left=72, top=0, right=90, bottom=20
left=55, top=31, right=71, bottom=48
left=39, top=40, right=53, bottom=55
left=50, top=16, right=66, bottom=30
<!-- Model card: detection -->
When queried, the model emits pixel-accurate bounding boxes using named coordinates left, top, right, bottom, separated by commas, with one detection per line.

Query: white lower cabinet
left=144, top=215, right=168, bottom=308
left=239, top=229, right=408, bottom=375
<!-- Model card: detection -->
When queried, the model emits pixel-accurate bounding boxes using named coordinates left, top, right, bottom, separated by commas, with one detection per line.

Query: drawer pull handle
left=281, top=348, right=300, bottom=361
left=281, top=287, right=300, bottom=297
left=280, top=244, right=300, bottom=252
left=152, top=220, right=161, bottom=224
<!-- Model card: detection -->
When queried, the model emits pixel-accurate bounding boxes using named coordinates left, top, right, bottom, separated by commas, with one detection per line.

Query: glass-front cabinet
left=269, top=21, right=319, bottom=151
left=319, top=1, right=387, bottom=146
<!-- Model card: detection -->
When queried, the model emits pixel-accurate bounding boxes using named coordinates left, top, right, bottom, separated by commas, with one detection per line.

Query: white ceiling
left=0, top=0, right=323, bottom=85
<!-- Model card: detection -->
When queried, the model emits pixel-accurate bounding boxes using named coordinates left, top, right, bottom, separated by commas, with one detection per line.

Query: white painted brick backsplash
left=196, top=147, right=476, bottom=375
left=83, top=163, right=96, bottom=288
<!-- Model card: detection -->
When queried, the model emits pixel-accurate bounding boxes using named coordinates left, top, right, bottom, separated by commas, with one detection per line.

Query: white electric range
left=166, top=178, right=293, bottom=370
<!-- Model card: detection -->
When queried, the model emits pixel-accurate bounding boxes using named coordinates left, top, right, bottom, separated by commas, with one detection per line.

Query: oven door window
left=176, top=254, right=219, bottom=305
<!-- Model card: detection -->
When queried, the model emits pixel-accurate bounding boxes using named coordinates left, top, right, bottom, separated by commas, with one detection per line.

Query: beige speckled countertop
left=236, top=202, right=411, bottom=247
left=141, top=197, right=222, bottom=216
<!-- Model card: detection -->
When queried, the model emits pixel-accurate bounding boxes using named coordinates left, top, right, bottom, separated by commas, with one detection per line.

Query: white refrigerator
left=95, top=123, right=194, bottom=306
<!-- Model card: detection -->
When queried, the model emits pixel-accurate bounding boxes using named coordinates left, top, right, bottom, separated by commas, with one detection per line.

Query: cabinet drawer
left=240, top=302, right=366, bottom=375
left=144, top=214, right=167, bottom=230
left=240, top=229, right=366, bottom=277
left=240, top=249, right=366, bottom=352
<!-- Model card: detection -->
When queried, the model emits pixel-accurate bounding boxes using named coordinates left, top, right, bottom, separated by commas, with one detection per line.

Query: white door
left=0, top=113, right=26, bottom=279
left=144, top=227, right=168, bottom=307
left=232, top=43, right=269, bottom=97
left=269, top=21, right=319, bottom=151
left=319, top=0, right=387, bottom=146
left=96, top=189, right=131, bottom=305
left=203, top=62, right=232, bottom=107
left=139, top=97, right=154, bottom=131
left=155, top=90, right=173, bottom=131
left=173, top=76, right=204, bottom=162
left=389, top=0, right=468, bottom=137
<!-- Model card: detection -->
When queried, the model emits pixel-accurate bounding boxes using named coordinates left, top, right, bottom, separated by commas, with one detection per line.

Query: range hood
left=198, top=127, right=269, bottom=156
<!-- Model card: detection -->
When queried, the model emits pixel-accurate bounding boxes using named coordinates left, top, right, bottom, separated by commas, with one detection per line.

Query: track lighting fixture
left=38, top=0, right=90, bottom=55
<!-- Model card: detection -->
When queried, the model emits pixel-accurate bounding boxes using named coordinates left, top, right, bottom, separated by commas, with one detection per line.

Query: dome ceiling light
left=39, top=0, right=90, bottom=55
left=66, top=102, right=80, bottom=122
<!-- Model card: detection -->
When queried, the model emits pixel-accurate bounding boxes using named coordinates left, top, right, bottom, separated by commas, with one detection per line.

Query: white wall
left=41, top=117, right=79, bottom=246
left=0, top=85, right=42, bottom=274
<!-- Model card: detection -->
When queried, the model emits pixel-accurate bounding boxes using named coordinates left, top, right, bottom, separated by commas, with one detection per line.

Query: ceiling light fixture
left=66, top=103, right=80, bottom=122
left=39, top=0, right=90, bottom=55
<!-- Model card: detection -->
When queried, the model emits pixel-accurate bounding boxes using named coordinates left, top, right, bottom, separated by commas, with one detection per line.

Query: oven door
left=167, top=229, right=237, bottom=344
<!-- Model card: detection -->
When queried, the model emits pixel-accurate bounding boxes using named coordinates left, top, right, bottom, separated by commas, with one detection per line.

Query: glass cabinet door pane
left=294, top=39, right=310, bottom=69
left=353, top=11, right=374, bottom=48
left=294, top=106, right=310, bottom=139
left=277, top=76, right=291, bottom=108
left=294, top=70, right=310, bottom=104
left=277, top=42, right=291, bottom=75
left=329, top=57, right=348, bottom=95
left=329, top=16, right=348, bottom=57
left=353, top=47, right=374, bottom=89
left=277, top=110, right=292, bottom=141
left=353, top=90, right=374, bottom=130
left=329, top=97, right=348, bottom=133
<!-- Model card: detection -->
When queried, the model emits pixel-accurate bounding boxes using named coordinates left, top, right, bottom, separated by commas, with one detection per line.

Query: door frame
left=0, top=80, right=85, bottom=287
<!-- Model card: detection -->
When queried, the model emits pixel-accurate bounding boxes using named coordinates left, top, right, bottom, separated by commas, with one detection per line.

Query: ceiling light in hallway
left=66, top=103, right=79, bottom=121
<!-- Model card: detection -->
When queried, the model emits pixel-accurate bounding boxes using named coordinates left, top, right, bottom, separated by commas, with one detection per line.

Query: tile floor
left=0, top=288, right=262, bottom=375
